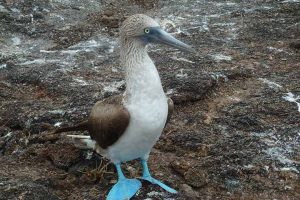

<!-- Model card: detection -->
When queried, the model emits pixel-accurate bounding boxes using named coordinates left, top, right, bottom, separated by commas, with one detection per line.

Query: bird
left=54, top=14, right=193, bottom=200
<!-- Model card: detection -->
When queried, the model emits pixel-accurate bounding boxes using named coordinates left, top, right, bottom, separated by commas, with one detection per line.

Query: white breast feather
left=107, top=58, right=168, bottom=163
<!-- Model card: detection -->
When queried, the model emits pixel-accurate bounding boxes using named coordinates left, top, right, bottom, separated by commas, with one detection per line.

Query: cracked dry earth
left=0, top=0, right=299, bottom=199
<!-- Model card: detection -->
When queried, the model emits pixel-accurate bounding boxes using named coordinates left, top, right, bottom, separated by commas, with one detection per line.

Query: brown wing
left=55, top=96, right=170, bottom=148
left=87, top=96, right=130, bottom=149
left=166, top=98, right=174, bottom=126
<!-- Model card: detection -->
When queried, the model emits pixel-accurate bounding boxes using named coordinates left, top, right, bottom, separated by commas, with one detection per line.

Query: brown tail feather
left=54, top=120, right=88, bottom=134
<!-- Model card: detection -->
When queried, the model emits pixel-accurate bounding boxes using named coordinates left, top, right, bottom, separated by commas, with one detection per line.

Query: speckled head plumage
left=120, top=14, right=194, bottom=53
left=120, top=14, right=159, bottom=38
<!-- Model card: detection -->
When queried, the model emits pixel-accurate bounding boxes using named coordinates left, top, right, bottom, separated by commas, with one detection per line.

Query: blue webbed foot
left=107, top=178, right=142, bottom=200
left=140, top=159, right=177, bottom=194
left=141, top=175, right=177, bottom=194
left=107, top=163, right=142, bottom=200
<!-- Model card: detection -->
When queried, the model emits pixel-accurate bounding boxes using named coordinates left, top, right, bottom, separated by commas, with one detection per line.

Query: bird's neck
left=120, top=39, right=165, bottom=103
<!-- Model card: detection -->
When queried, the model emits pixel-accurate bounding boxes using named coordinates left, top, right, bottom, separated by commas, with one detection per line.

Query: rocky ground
left=0, top=0, right=299, bottom=199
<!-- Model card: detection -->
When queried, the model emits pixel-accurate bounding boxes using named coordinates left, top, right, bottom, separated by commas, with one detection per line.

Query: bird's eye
left=144, top=28, right=150, bottom=34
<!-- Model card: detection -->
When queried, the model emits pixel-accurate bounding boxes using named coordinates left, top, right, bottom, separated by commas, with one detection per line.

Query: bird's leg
left=140, top=159, right=177, bottom=194
left=107, top=163, right=142, bottom=200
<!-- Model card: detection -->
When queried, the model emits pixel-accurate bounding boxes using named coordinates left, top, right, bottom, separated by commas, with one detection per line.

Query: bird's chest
left=129, top=96, right=168, bottom=132
left=107, top=96, right=168, bottom=163
left=107, top=56, right=169, bottom=162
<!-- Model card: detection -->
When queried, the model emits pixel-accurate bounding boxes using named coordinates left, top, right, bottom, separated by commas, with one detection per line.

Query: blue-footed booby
left=54, top=14, right=193, bottom=200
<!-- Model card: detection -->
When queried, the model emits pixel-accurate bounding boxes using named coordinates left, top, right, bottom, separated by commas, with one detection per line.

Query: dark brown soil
left=0, top=0, right=299, bottom=199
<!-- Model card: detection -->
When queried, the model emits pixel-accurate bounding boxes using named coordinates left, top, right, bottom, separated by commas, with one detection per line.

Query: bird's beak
left=144, top=27, right=195, bottom=53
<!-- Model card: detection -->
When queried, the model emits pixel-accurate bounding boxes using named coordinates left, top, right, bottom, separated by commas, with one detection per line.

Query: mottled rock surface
left=0, top=0, right=299, bottom=199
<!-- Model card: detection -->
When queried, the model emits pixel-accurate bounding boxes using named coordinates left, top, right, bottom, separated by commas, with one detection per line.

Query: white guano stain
left=11, top=37, right=21, bottom=46
left=201, top=16, right=209, bottom=31
left=18, top=59, right=66, bottom=66
left=86, top=151, right=94, bottom=159
left=176, top=69, right=188, bottom=79
left=102, top=80, right=125, bottom=94
left=54, top=122, right=62, bottom=127
left=48, top=109, right=65, bottom=115
left=61, top=49, right=82, bottom=55
left=259, top=78, right=283, bottom=89
left=211, top=54, right=232, bottom=62
left=166, top=89, right=174, bottom=95
left=207, top=14, right=221, bottom=18
left=72, top=78, right=91, bottom=86
left=264, top=147, right=294, bottom=165
left=210, top=72, right=229, bottom=82
left=61, top=38, right=116, bottom=55
left=243, top=164, right=254, bottom=169
left=18, top=58, right=46, bottom=65
left=281, top=167, right=299, bottom=173
left=3, top=132, right=12, bottom=138
left=267, top=46, right=292, bottom=55
left=0, top=64, right=7, bottom=69
left=281, top=0, right=300, bottom=3
left=253, top=130, right=299, bottom=172
left=147, top=191, right=165, bottom=197
left=213, top=22, right=236, bottom=27
left=216, top=2, right=237, bottom=6
left=40, top=50, right=57, bottom=53
left=170, top=56, right=195, bottom=63
left=282, top=92, right=300, bottom=112
left=50, top=13, right=65, bottom=21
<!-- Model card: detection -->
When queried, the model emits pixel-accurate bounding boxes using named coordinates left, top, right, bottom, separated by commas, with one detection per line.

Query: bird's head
left=120, top=14, right=194, bottom=53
